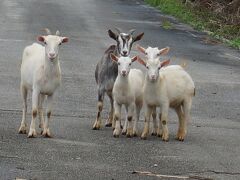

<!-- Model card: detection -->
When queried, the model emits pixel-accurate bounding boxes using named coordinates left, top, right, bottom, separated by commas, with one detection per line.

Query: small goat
left=93, top=28, right=144, bottom=130
left=18, top=29, right=68, bottom=138
left=110, top=54, right=144, bottom=137
left=137, top=45, right=195, bottom=141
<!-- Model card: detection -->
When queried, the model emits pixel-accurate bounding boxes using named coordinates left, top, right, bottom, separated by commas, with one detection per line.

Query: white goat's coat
left=144, top=65, right=194, bottom=107
left=113, top=69, right=144, bottom=137
left=21, top=43, right=61, bottom=95
left=113, top=69, right=143, bottom=105
left=142, top=65, right=195, bottom=141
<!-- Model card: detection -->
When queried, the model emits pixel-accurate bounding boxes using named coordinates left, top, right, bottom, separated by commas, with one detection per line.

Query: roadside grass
left=145, top=0, right=240, bottom=49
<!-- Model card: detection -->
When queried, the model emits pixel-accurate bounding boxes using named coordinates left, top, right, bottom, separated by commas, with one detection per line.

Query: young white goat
left=110, top=54, right=144, bottom=137
left=18, top=29, right=68, bottom=138
left=137, top=45, right=195, bottom=141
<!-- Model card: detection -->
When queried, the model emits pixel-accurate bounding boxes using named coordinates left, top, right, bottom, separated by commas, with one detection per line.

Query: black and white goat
left=92, top=28, right=144, bottom=130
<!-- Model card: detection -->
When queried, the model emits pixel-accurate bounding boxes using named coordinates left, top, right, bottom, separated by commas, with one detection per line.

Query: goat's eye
left=44, top=41, right=47, bottom=45
left=59, top=42, right=62, bottom=45
left=117, top=62, right=120, bottom=65
left=129, top=63, right=132, bottom=66
left=146, top=66, right=149, bottom=69
left=158, top=67, right=161, bottom=70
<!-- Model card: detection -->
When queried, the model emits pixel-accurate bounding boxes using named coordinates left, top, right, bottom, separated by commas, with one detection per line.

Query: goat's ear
left=131, top=56, right=138, bottom=62
left=137, top=56, right=146, bottom=66
left=158, top=47, right=170, bottom=56
left=108, top=29, right=117, bottom=40
left=133, top=32, right=144, bottom=42
left=136, top=44, right=146, bottom=54
left=37, top=36, right=45, bottom=42
left=160, top=59, right=170, bottom=67
left=61, top=37, right=69, bottom=43
left=110, top=53, right=118, bottom=62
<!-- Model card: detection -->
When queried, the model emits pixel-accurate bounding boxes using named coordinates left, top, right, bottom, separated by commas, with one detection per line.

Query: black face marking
left=116, top=34, right=133, bottom=56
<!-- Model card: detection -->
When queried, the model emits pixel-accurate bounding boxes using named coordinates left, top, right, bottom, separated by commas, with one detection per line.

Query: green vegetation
left=145, top=0, right=240, bottom=49
left=162, top=20, right=172, bottom=29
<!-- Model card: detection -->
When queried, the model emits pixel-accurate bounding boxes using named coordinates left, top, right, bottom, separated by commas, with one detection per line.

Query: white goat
left=18, top=29, right=69, bottom=138
left=110, top=54, right=144, bottom=137
left=137, top=45, right=195, bottom=141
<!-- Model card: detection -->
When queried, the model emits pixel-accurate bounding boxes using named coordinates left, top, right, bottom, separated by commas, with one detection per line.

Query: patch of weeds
left=145, top=0, right=240, bottom=49
left=162, top=20, right=172, bottom=29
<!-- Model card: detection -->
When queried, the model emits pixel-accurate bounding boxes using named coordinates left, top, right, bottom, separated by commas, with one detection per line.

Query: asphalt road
left=0, top=0, right=240, bottom=180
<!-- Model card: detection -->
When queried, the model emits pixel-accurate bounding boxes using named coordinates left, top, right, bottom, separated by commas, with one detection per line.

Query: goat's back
left=95, top=45, right=118, bottom=92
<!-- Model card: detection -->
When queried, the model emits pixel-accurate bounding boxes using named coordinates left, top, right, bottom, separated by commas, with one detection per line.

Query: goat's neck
left=114, top=48, right=120, bottom=56
left=116, top=74, right=130, bottom=89
left=44, top=55, right=61, bottom=76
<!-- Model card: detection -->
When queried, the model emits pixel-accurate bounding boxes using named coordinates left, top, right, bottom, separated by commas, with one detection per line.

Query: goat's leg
left=175, top=105, right=185, bottom=141
left=126, top=103, right=135, bottom=138
left=177, top=98, right=192, bottom=141
left=42, top=95, right=53, bottom=138
left=151, top=107, right=157, bottom=136
left=141, top=105, right=153, bottom=140
left=28, top=89, right=39, bottom=138
left=105, top=91, right=113, bottom=127
left=19, top=84, right=28, bottom=134
left=133, top=102, right=142, bottom=137
left=93, top=89, right=104, bottom=130
left=113, top=101, right=121, bottom=138
left=157, top=113, right=163, bottom=137
left=160, top=105, right=169, bottom=142
left=122, top=105, right=128, bottom=135
left=38, top=94, right=45, bottom=133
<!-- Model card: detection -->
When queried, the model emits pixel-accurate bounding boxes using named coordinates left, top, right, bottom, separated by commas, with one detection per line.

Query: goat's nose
left=122, top=51, right=127, bottom=55
left=151, top=75, right=156, bottom=79
left=49, top=53, right=55, bottom=57
left=122, top=70, right=127, bottom=75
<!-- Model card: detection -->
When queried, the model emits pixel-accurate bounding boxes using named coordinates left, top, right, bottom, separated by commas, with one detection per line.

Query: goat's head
left=38, top=29, right=68, bottom=62
left=108, top=28, right=144, bottom=57
left=137, top=46, right=170, bottom=82
left=137, top=44, right=170, bottom=61
left=110, top=53, right=138, bottom=77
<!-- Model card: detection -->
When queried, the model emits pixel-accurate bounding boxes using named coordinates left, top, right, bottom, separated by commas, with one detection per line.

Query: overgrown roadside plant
left=145, top=0, right=240, bottom=49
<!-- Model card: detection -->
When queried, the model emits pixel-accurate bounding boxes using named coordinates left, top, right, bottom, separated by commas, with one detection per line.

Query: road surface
left=0, top=0, right=240, bottom=179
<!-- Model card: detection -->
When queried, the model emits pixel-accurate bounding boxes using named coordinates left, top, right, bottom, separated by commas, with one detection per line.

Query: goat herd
left=18, top=28, right=195, bottom=142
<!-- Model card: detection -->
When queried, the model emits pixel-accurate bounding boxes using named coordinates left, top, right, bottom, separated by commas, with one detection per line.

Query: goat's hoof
left=176, top=136, right=185, bottom=141
left=113, top=134, right=119, bottom=138
left=105, top=123, right=112, bottom=127
left=141, top=134, right=147, bottom=140
left=162, top=136, right=169, bottom=142
left=42, top=129, right=52, bottom=138
left=18, top=124, right=27, bottom=134
left=92, top=125, right=100, bottom=130
left=27, top=129, right=37, bottom=138
left=133, top=132, right=138, bottom=137
left=18, top=128, right=27, bottom=134
left=151, top=132, right=157, bottom=136
left=113, top=129, right=120, bottom=138
left=122, top=131, right=126, bottom=135
left=157, top=133, right=162, bottom=137
left=126, top=133, right=133, bottom=138
left=176, top=131, right=186, bottom=141
left=42, top=133, right=53, bottom=138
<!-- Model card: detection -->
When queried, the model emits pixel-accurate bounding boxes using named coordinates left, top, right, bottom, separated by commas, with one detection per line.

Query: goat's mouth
left=49, top=57, right=56, bottom=61
left=121, top=73, right=128, bottom=77
left=149, top=77, right=157, bottom=82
